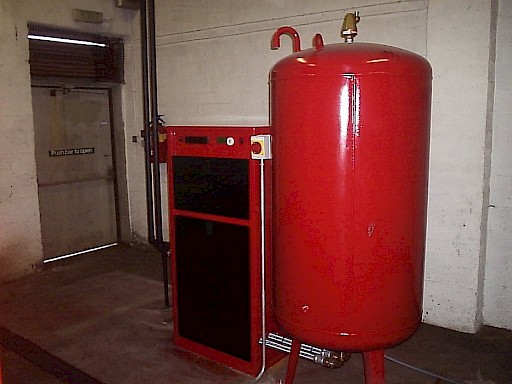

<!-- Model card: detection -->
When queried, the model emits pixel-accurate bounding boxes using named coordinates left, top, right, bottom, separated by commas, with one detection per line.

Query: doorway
left=32, top=86, right=118, bottom=260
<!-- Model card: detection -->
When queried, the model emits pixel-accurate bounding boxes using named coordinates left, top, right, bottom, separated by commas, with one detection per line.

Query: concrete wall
left=144, top=0, right=510, bottom=332
left=424, top=0, right=497, bottom=332
left=484, top=0, right=512, bottom=330
left=0, top=2, right=42, bottom=280
left=0, top=0, right=139, bottom=280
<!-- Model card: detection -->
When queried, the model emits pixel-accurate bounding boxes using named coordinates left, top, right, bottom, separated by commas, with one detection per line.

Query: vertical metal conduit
left=140, top=0, right=155, bottom=244
left=141, top=0, right=169, bottom=307
left=147, top=0, right=163, bottom=247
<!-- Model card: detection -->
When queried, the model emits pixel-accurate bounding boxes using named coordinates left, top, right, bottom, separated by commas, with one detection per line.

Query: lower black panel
left=175, top=216, right=251, bottom=361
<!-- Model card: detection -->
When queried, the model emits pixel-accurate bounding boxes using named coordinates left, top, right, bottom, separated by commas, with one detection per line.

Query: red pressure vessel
left=270, top=29, right=432, bottom=352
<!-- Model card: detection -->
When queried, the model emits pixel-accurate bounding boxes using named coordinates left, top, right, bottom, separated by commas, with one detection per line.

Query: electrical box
left=114, top=0, right=140, bottom=10
left=166, top=126, right=282, bottom=375
left=250, top=134, right=272, bottom=160
left=72, top=9, right=104, bottom=24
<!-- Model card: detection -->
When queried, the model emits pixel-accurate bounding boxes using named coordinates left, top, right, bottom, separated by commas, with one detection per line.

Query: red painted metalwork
left=363, top=351, right=386, bottom=384
left=284, top=340, right=301, bottom=384
left=270, top=26, right=432, bottom=375
left=271, top=27, right=301, bottom=52
left=0, top=345, right=4, bottom=384
left=143, top=125, right=167, bottom=163
left=313, top=33, right=324, bottom=50
left=167, top=126, right=283, bottom=376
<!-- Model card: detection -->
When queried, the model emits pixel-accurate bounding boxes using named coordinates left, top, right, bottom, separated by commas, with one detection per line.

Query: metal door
left=32, top=87, right=118, bottom=260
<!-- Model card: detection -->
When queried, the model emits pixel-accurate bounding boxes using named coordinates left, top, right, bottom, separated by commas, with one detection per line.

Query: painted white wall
left=484, top=0, right=512, bottom=330
left=0, top=2, right=42, bottom=280
left=0, top=0, right=140, bottom=280
left=424, top=0, right=497, bottom=333
left=154, top=0, right=427, bottom=126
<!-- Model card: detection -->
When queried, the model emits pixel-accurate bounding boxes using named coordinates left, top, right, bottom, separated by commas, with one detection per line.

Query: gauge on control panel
left=215, top=136, right=236, bottom=146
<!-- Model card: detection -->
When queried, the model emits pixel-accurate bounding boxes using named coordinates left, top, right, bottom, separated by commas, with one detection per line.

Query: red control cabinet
left=166, top=126, right=282, bottom=375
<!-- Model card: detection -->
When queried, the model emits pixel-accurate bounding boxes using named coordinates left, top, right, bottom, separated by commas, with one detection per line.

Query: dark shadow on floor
left=0, top=244, right=510, bottom=384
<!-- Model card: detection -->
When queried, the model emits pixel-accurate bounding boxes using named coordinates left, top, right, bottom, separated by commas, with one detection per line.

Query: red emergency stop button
left=251, top=141, right=262, bottom=155
left=250, top=134, right=272, bottom=159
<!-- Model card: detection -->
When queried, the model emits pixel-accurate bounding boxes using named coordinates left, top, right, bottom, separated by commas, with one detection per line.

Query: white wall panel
left=484, top=0, right=512, bottom=330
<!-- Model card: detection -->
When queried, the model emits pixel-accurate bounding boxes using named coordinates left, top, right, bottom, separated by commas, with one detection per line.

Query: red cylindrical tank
left=270, top=31, right=432, bottom=352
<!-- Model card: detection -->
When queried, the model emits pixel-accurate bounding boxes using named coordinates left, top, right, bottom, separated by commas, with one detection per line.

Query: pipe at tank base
left=261, top=333, right=350, bottom=369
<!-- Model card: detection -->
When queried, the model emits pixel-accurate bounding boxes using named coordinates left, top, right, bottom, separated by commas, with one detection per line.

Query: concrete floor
left=0, top=244, right=510, bottom=384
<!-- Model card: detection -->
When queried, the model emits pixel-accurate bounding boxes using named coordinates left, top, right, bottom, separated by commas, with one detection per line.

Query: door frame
left=31, top=82, right=131, bottom=252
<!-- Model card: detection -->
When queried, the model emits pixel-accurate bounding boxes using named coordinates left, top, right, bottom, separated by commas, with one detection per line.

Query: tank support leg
left=363, top=350, right=385, bottom=384
left=284, top=339, right=301, bottom=384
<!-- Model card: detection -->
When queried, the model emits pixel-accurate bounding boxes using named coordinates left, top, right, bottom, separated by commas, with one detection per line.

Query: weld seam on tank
left=275, top=314, right=423, bottom=337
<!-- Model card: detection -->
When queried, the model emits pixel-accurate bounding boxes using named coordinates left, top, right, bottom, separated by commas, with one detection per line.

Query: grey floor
left=0, top=244, right=510, bottom=384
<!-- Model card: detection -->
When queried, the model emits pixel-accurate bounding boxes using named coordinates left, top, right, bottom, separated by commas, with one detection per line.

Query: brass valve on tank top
left=341, top=12, right=360, bottom=43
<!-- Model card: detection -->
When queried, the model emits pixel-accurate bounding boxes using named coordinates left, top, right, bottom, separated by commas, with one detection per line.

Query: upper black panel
left=173, top=156, right=249, bottom=219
